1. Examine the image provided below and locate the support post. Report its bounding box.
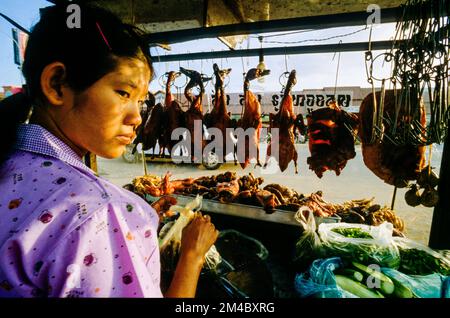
[429,124,450,249]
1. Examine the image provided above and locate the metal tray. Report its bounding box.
[145,194,341,227]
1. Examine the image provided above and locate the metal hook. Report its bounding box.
[368,24,373,52]
[279,71,290,93]
[173,73,188,90]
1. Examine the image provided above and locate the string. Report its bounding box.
[333,40,342,98]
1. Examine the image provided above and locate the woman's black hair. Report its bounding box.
[0,1,153,163]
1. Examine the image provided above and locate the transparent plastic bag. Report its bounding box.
[294,257,355,298]
[159,195,221,271]
[318,222,400,268]
[381,267,450,298]
[292,207,322,272]
[393,237,450,276]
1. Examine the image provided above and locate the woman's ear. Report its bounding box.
[40,62,67,106]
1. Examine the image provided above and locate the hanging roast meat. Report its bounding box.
[266,70,305,173]
[141,103,165,157]
[235,68,269,169]
[132,93,154,154]
[182,67,207,162]
[162,71,185,157]
[306,101,359,178]
[359,90,426,186]
[204,64,236,162]
[140,93,155,125]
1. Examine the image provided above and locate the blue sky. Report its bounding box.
[0,0,49,87]
[1,0,397,93]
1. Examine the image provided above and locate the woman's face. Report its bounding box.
[59,57,151,159]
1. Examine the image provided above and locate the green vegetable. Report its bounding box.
[293,231,321,272]
[352,262,395,295]
[331,227,374,239]
[335,275,384,298]
[382,272,414,298]
[336,269,364,282]
[399,248,450,276]
[321,241,400,268]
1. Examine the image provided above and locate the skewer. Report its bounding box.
[391,186,397,210]
[428,144,433,175]
[140,143,148,176]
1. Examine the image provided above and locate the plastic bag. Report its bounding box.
[292,207,322,272]
[159,195,221,271]
[198,230,273,298]
[216,229,269,260]
[393,237,450,276]
[294,257,356,298]
[318,222,400,268]
[381,267,450,298]
[295,257,450,298]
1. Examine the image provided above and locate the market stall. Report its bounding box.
[39,0,450,298]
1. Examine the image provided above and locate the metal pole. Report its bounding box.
[153,40,404,63]
[429,123,450,249]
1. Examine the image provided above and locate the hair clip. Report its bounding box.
[95,21,112,51]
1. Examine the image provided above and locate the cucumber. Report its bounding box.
[382,272,415,298]
[335,275,384,298]
[392,279,414,298]
[351,262,395,295]
[336,269,364,282]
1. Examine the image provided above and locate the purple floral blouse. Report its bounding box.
[0,124,163,297]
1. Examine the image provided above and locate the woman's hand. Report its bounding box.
[164,213,219,298]
[151,196,177,221]
[180,214,219,264]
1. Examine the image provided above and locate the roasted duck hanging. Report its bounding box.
[204,63,237,164]
[265,70,305,173]
[180,67,211,162]
[235,68,269,169]
[131,93,155,154]
[141,94,165,158]
[161,71,185,157]
[306,100,359,178]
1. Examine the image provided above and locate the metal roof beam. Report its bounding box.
[152,40,403,63]
[145,7,403,44]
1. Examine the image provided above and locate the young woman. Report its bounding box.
[0,3,218,298]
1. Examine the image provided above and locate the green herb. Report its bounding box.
[399,248,450,276]
[321,240,400,268]
[332,227,374,239]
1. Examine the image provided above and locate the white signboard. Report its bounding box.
[206,90,354,114]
